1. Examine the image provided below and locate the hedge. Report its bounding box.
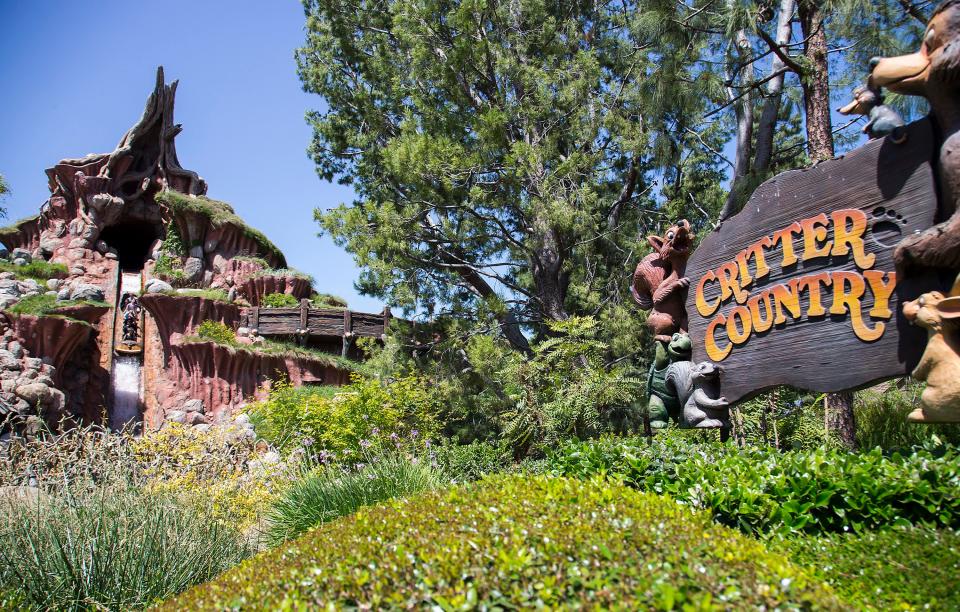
[163,475,840,609]
[548,435,960,535]
[777,527,960,610]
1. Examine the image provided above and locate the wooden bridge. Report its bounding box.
[243,301,392,356]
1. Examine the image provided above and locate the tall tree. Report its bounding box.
[298,0,719,352]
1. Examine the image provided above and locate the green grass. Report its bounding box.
[6,294,110,319]
[163,475,840,610]
[776,527,960,610]
[182,329,361,372]
[265,453,440,546]
[155,191,284,264]
[160,288,231,303]
[0,214,40,240]
[252,267,313,283]
[0,260,68,281]
[310,292,348,309]
[856,381,960,451]
[0,483,252,611]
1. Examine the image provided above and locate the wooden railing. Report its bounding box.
[243,301,392,341]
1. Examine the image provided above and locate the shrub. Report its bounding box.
[265,452,440,545]
[310,292,347,308]
[250,375,440,457]
[0,482,251,611]
[776,527,960,610]
[165,475,839,609]
[433,439,510,482]
[7,293,109,318]
[261,292,298,308]
[548,434,960,536]
[196,320,236,345]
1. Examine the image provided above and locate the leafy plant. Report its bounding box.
[261,292,298,308]
[249,376,439,457]
[549,434,960,536]
[195,320,236,345]
[7,294,109,319]
[265,452,440,545]
[855,381,960,451]
[432,439,509,482]
[164,475,839,610]
[309,292,348,308]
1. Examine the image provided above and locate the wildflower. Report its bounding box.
[302,437,314,447]
[410,429,419,439]
[370,427,380,436]
[359,439,372,449]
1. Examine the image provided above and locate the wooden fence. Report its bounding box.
[243,301,391,354]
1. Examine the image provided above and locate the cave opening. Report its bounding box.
[99,220,162,271]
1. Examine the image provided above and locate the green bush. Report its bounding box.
[265,452,440,545]
[433,439,510,482]
[261,292,298,308]
[196,320,236,345]
[250,376,439,457]
[776,527,960,610]
[165,475,839,609]
[0,260,68,281]
[310,292,348,308]
[548,434,960,536]
[0,484,251,611]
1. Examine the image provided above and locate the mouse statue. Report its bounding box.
[645,332,692,428]
[838,84,906,141]
[901,277,960,422]
[870,0,960,273]
[631,220,694,342]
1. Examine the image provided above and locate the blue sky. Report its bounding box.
[0,0,382,313]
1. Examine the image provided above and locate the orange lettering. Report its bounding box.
[716,261,749,304]
[797,272,833,317]
[863,270,896,318]
[800,213,831,262]
[831,209,875,269]
[830,271,883,342]
[727,305,753,345]
[695,271,721,317]
[705,314,732,361]
[771,222,802,268]
[747,290,775,334]
[770,278,802,324]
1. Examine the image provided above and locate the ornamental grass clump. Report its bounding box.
[164,475,840,609]
[265,452,440,545]
[0,484,251,611]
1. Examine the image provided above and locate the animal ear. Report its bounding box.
[647,235,664,251]
[935,296,960,319]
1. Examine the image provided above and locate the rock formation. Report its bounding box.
[0,68,377,437]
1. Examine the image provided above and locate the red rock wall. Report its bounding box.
[237,274,312,306]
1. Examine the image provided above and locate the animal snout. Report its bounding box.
[902,299,920,321]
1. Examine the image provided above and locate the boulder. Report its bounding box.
[11,248,31,263]
[189,245,204,259]
[0,272,14,281]
[149,238,163,260]
[12,258,28,267]
[145,278,173,294]
[183,257,204,283]
[186,411,207,426]
[70,283,105,302]
[7,342,22,359]
[46,278,61,291]
[0,350,20,371]
[183,399,205,413]
[39,238,62,259]
[96,240,109,254]
[165,410,187,424]
[15,383,51,406]
[56,287,72,301]
[0,280,20,298]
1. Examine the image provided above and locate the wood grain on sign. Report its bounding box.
[684,118,942,405]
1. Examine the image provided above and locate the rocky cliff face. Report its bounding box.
[0,67,362,435]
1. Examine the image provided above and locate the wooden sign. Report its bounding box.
[685,118,943,405]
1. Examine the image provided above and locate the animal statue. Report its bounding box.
[665,360,729,429]
[838,84,906,141]
[645,332,692,428]
[870,0,960,273]
[901,278,960,422]
[632,220,694,342]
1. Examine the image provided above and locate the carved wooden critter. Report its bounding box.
[665,360,729,429]
[901,283,960,422]
[838,85,906,141]
[631,220,694,342]
[870,0,960,273]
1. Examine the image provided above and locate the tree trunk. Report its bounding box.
[798,0,857,448]
[719,29,755,221]
[825,391,857,449]
[798,0,834,160]
[753,0,797,174]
